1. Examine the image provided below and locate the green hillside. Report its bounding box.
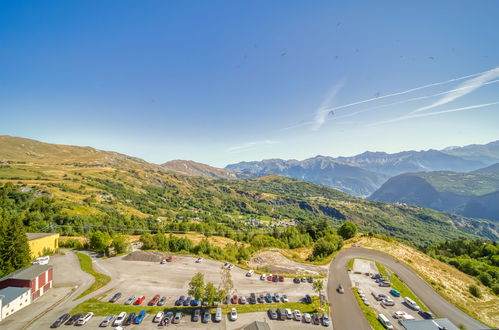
[0,136,497,248]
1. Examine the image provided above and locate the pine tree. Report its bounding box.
[8,218,32,270]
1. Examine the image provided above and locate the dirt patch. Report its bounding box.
[247,250,328,276]
[122,251,170,262]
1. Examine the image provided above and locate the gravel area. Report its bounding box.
[247,250,328,276]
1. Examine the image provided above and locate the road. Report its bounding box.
[327,247,489,330]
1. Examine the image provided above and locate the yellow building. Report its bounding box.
[26,233,59,258]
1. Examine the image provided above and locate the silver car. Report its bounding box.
[100,314,114,327]
[124,296,135,305]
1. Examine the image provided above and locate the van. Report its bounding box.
[33,256,50,265]
[377,314,394,330]
[404,297,420,311]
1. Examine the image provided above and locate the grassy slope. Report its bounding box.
[417,171,499,196]
[348,237,498,328]
[74,252,111,300]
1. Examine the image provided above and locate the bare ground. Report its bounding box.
[247,250,328,276]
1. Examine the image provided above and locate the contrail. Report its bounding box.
[319,69,491,114]
[367,101,499,127]
[313,81,344,131]
[410,67,499,114]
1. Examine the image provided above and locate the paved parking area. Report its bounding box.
[99,255,319,305]
[349,259,423,330]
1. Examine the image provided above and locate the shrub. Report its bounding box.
[469,284,482,298]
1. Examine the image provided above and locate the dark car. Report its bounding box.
[312,312,320,325]
[64,313,81,325]
[124,312,136,326]
[293,277,300,284]
[51,313,70,328]
[419,310,434,319]
[279,276,284,282]
[307,276,314,283]
[175,295,185,306]
[257,294,265,303]
[272,275,278,282]
[202,309,211,323]
[249,293,256,304]
[372,273,382,279]
[173,312,182,324]
[265,293,273,303]
[109,292,122,303]
[157,296,167,306]
[268,308,278,320]
[231,295,239,304]
[183,296,192,306]
[301,277,307,282]
[277,308,286,321]
[304,294,312,304]
[192,309,201,322]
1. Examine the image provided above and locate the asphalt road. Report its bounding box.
[327,248,489,330]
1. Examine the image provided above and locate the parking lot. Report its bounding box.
[349,259,424,329]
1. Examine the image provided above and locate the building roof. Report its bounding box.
[243,321,272,330]
[26,232,58,241]
[0,287,30,306]
[400,318,460,330]
[0,264,52,282]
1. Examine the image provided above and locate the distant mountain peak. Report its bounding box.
[161,159,237,179]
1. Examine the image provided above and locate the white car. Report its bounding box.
[260,273,266,280]
[281,294,288,303]
[229,308,237,321]
[160,259,167,264]
[303,312,312,323]
[113,312,127,326]
[33,256,50,265]
[196,257,203,263]
[382,298,395,306]
[285,308,293,319]
[76,312,93,326]
[293,310,302,321]
[153,311,164,323]
[246,270,254,277]
[393,311,414,320]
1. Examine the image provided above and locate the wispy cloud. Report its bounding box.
[227,140,279,152]
[312,81,344,131]
[367,101,499,126]
[409,67,499,114]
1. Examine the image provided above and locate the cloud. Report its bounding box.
[227,140,279,152]
[312,81,344,131]
[367,101,499,126]
[410,67,499,114]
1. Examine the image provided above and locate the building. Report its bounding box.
[0,264,53,301]
[243,321,272,330]
[0,287,31,321]
[27,233,59,258]
[400,318,460,330]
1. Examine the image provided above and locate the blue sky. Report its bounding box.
[1,1,498,167]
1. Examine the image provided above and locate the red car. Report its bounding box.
[148,294,160,306]
[134,296,146,305]
[278,276,284,282]
[231,295,238,304]
[272,275,278,282]
[167,255,173,262]
[267,276,273,281]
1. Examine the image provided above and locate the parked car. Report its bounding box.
[100,314,115,327]
[374,293,389,301]
[148,294,160,306]
[301,277,307,282]
[378,313,394,330]
[285,308,293,319]
[124,296,135,305]
[202,309,210,323]
[257,294,265,303]
[161,312,173,325]
[267,274,273,281]
[268,308,278,320]
[191,299,200,306]
[173,312,182,324]
[75,312,93,326]
[153,312,164,323]
[380,281,392,287]
[312,312,320,325]
[157,296,167,306]
[404,297,420,311]
[304,294,312,304]
[196,257,203,263]
[229,308,237,321]
[33,256,50,265]
[303,312,312,323]
[51,313,70,328]
[239,296,247,304]
[124,312,135,326]
[322,313,331,327]
[265,293,273,303]
[272,275,278,282]
[109,292,122,303]
[246,269,254,277]
[293,277,300,284]
[273,293,280,302]
[175,295,185,306]
[278,276,284,282]
[113,312,127,326]
[215,307,222,322]
[65,314,81,325]
[293,310,302,321]
[134,310,147,324]
[249,293,256,304]
[134,296,145,305]
[260,273,266,280]
[382,298,395,306]
[183,296,192,306]
[389,289,400,297]
[281,294,288,303]
[419,310,434,319]
[277,308,286,321]
[160,259,167,264]
[372,273,382,279]
[307,276,314,283]
[231,295,239,304]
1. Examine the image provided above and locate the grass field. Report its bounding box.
[353,288,385,330]
[71,296,327,317]
[74,252,111,300]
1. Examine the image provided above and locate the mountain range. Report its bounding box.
[0,135,496,246]
[225,140,499,197]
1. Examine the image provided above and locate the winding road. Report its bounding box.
[327,247,489,330]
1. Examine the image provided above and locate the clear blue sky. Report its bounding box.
[1,1,498,167]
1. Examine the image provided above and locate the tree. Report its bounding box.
[204,282,218,306]
[0,216,31,277]
[219,266,234,303]
[469,284,482,298]
[188,272,206,300]
[88,231,112,254]
[338,221,357,239]
[312,279,324,306]
[112,234,130,254]
[311,234,343,260]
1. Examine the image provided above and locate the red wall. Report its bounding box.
[0,278,30,290]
